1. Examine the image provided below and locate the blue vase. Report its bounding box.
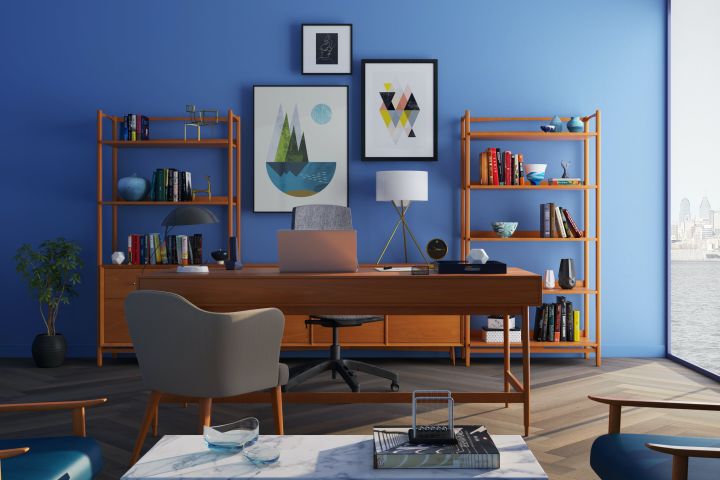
[550,115,564,133]
[567,116,584,133]
[118,174,150,201]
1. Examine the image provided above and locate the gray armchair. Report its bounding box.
[125,290,287,465]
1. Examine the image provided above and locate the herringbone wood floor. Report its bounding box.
[0,356,718,479]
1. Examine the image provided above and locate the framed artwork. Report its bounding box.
[302,24,352,75]
[253,85,348,212]
[362,59,438,161]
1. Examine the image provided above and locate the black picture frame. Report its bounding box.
[301,24,353,75]
[252,84,350,213]
[361,59,438,161]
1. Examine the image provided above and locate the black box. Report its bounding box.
[436,260,507,274]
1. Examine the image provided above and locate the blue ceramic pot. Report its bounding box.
[550,115,564,133]
[491,221,518,238]
[118,174,150,201]
[567,116,584,133]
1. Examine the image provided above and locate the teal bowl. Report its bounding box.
[492,222,518,238]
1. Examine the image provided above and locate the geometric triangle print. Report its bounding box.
[380,92,395,111]
[405,93,420,110]
[408,129,416,137]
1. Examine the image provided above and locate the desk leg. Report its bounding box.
[464,315,471,367]
[522,306,531,437]
[503,314,510,408]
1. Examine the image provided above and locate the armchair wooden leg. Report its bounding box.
[671,455,688,480]
[198,398,212,434]
[130,391,162,466]
[152,404,159,437]
[271,385,284,435]
[72,407,87,437]
[608,404,621,434]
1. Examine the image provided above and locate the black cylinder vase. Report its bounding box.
[558,259,576,289]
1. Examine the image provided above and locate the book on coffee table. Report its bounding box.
[373,425,500,469]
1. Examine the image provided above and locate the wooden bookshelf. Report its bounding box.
[460,111,601,366]
[96,110,241,366]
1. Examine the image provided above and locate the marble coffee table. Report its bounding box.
[122,434,547,479]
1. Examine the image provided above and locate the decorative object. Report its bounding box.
[544,269,556,289]
[362,59,438,160]
[191,175,212,201]
[491,221,518,238]
[558,258,576,289]
[426,238,448,261]
[161,206,219,269]
[204,417,259,450]
[118,174,150,201]
[184,104,220,141]
[225,236,242,270]
[566,116,584,132]
[409,390,456,445]
[302,24,352,75]
[253,85,348,212]
[540,125,556,133]
[561,160,571,178]
[466,248,489,264]
[15,238,82,368]
[111,251,126,265]
[376,170,429,264]
[550,115,564,132]
[210,250,228,265]
[524,163,547,185]
[488,316,515,329]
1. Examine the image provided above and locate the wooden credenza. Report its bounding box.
[98,265,464,366]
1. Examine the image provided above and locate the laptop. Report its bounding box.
[277,230,358,273]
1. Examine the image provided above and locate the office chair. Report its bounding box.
[125,290,287,465]
[284,205,400,393]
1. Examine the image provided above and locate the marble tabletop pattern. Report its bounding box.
[122,434,548,480]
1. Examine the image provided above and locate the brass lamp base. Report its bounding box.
[376,201,429,265]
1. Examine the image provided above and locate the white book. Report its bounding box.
[555,206,567,238]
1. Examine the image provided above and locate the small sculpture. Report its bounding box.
[184,104,220,141]
[467,248,489,264]
[111,251,126,265]
[561,161,571,179]
[192,175,212,201]
[409,390,456,445]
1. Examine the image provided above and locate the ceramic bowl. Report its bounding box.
[523,163,547,185]
[492,221,518,238]
[540,125,556,133]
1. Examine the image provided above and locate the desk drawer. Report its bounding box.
[387,315,462,344]
[283,315,311,345]
[103,269,142,299]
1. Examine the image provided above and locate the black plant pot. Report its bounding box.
[31,334,66,368]
[558,259,576,289]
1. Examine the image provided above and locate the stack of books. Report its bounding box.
[479,148,524,185]
[149,169,193,202]
[534,296,581,342]
[127,233,203,265]
[548,178,583,185]
[373,425,499,469]
[119,114,150,141]
[539,203,583,238]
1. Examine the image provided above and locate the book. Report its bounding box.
[553,303,561,342]
[481,327,521,343]
[518,154,525,185]
[546,304,554,341]
[573,310,581,341]
[562,208,583,238]
[480,152,488,185]
[549,203,556,237]
[548,178,583,185]
[140,115,150,140]
[558,296,567,341]
[540,204,551,237]
[513,154,519,185]
[534,306,544,341]
[373,425,500,469]
[554,206,567,238]
[561,212,574,238]
[490,149,499,186]
[504,151,512,186]
[566,301,574,341]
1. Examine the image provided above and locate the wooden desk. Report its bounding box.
[139,267,542,435]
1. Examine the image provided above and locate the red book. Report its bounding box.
[132,234,140,265]
[562,208,583,238]
[554,303,561,342]
[504,151,512,186]
[490,149,499,186]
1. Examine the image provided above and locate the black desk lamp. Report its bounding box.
[161,206,219,272]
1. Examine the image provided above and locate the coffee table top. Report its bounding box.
[122,434,547,479]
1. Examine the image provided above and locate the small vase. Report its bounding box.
[566,116,584,133]
[558,259,576,289]
[32,333,66,368]
[543,270,556,289]
[550,115,564,133]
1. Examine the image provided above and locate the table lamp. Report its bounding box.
[376,170,429,264]
[161,206,219,272]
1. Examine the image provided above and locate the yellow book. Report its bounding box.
[480,151,488,185]
[573,310,581,341]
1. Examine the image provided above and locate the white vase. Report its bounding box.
[544,269,556,289]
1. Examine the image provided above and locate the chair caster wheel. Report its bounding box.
[390,382,400,392]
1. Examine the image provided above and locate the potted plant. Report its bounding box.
[15,238,83,367]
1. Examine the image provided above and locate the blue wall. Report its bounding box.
[0,0,666,357]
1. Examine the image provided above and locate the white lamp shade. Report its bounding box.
[376,171,428,202]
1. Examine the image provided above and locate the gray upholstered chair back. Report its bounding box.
[292,205,352,230]
[125,290,285,398]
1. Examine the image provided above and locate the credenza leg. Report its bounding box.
[522,306,531,437]
[504,314,510,408]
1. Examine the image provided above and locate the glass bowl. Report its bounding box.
[203,417,259,450]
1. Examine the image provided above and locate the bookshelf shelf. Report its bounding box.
[96,109,241,367]
[460,110,601,366]
[470,231,596,242]
[101,139,233,148]
[469,183,597,190]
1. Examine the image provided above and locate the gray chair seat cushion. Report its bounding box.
[278,363,289,386]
